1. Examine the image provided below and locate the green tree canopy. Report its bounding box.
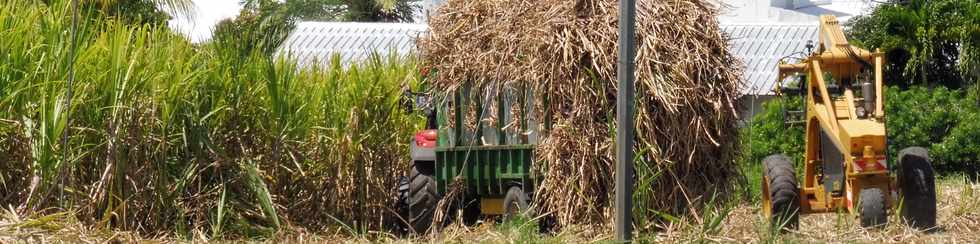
[63,0,193,26]
[242,0,416,22]
[847,0,980,88]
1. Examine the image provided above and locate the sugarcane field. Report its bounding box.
[2,0,980,243]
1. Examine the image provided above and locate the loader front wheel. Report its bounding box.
[762,154,800,230]
[407,163,439,234]
[897,147,937,230]
[859,188,887,228]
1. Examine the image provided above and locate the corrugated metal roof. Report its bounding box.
[277,22,427,67]
[724,24,819,95]
[279,22,819,95]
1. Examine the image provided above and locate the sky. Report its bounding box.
[167,0,243,43]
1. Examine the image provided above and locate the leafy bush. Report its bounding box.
[888,86,980,176]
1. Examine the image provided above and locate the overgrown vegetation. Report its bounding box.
[0,0,419,239]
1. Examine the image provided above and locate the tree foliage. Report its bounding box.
[213,0,417,57]
[60,0,193,26]
[212,0,295,57]
[847,0,980,88]
[241,0,417,23]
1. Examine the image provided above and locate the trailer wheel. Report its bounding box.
[762,154,800,230]
[859,188,887,228]
[407,163,439,234]
[897,146,937,230]
[503,186,529,220]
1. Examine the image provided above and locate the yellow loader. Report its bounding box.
[763,15,937,230]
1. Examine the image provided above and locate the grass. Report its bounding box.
[3,176,977,243]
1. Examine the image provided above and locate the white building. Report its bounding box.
[278,0,878,121]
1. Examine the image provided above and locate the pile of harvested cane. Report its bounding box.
[419,0,743,230]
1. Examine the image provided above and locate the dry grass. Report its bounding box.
[653,177,980,243]
[419,0,743,230]
[4,178,975,243]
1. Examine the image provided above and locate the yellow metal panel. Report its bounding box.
[481,198,505,215]
[810,60,840,136]
[838,120,886,153]
[841,91,857,120]
[874,54,885,117]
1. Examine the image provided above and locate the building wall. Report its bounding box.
[719,0,876,23]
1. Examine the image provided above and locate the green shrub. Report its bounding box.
[888,86,980,176]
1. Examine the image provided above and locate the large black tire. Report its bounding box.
[897,147,937,230]
[503,186,530,220]
[388,176,411,235]
[407,163,439,234]
[859,188,887,228]
[763,154,800,230]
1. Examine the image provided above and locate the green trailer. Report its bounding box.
[394,84,550,234]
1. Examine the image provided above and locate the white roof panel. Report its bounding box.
[724,24,819,95]
[279,22,819,95]
[277,22,427,67]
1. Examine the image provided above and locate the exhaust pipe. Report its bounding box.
[862,81,875,117]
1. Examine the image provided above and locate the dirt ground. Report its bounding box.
[2,178,977,243]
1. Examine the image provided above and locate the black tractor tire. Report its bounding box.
[859,188,887,228]
[897,146,937,230]
[503,186,530,220]
[407,163,439,234]
[388,176,411,235]
[763,154,800,230]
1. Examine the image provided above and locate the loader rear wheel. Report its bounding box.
[407,163,439,234]
[762,154,800,230]
[859,188,887,228]
[897,147,937,230]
